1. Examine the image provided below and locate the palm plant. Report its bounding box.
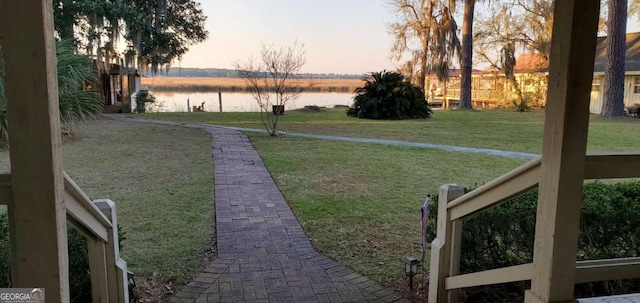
[56,40,103,126]
[0,40,103,143]
[348,71,432,120]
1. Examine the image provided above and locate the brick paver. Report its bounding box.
[105,116,409,303]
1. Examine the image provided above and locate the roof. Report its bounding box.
[593,32,640,73]
[515,53,548,72]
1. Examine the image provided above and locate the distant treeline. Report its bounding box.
[144,67,365,79]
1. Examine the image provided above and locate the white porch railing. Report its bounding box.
[429,153,640,303]
[0,172,129,303]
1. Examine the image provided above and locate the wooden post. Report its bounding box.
[0,1,70,302]
[94,199,129,303]
[428,184,464,303]
[218,91,223,112]
[88,238,110,302]
[187,98,190,112]
[524,1,600,302]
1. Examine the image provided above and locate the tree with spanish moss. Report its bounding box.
[387,0,460,93]
[52,0,208,73]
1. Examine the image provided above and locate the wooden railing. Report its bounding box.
[428,153,640,303]
[445,88,505,101]
[0,172,129,302]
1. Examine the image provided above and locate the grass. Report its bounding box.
[247,134,527,288]
[0,119,215,283]
[130,108,640,291]
[136,108,640,154]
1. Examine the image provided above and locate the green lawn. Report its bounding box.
[248,134,526,288]
[137,109,640,154]
[131,109,640,290]
[0,119,215,284]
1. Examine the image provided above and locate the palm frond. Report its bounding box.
[0,40,102,143]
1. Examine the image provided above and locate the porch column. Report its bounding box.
[0,1,69,302]
[524,1,600,303]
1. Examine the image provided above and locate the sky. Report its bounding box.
[178,0,397,74]
[178,0,640,74]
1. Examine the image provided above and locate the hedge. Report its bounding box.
[427,181,640,301]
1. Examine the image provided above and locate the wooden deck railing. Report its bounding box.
[429,153,640,303]
[0,172,129,302]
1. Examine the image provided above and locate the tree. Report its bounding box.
[459,0,476,110]
[387,0,460,92]
[474,2,552,107]
[475,1,553,62]
[123,0,209,73]
[52,0,208,73]
[347,71,432,120]
[236,43,306,136]
[601,0,628,117]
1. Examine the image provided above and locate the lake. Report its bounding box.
[147,91,354,112]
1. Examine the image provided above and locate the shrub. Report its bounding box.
[0,212,126,303]
[512,97,531,112]
[347,71,432,120]
[134,89,156,113]
[427,181,640,301]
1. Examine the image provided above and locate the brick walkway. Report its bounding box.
[105,116,409,303]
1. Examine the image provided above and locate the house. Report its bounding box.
[431,54,549,109]
[100,62,141,113]
[589,32,640,114]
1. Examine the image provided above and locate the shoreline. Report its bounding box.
[141,76,363,93]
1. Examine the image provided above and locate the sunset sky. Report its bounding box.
[178,0,640,74]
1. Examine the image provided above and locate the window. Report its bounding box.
[592,76,602,92]
[635,76,640,94]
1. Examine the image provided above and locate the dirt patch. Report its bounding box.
[131,273,176,303]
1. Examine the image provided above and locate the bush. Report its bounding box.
[512,98,531,112]
[134,89,156,113]
[0,212,126,303]
[347,71,432,120]
[427,181,640,301]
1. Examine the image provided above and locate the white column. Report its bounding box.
[525,0,601,302]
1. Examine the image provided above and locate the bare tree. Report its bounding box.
[601,0,628,117]
[236,43,306,136]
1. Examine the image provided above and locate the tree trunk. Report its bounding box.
[418,40,428,92]
[459,0,475,110]
[601,0,628,117]
[418,0,436,93]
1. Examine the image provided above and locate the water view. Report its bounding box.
[148,91,354,112]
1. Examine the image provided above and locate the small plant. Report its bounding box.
[134,90,156,113]
[236,42,306,136]
[512,98,530,112]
